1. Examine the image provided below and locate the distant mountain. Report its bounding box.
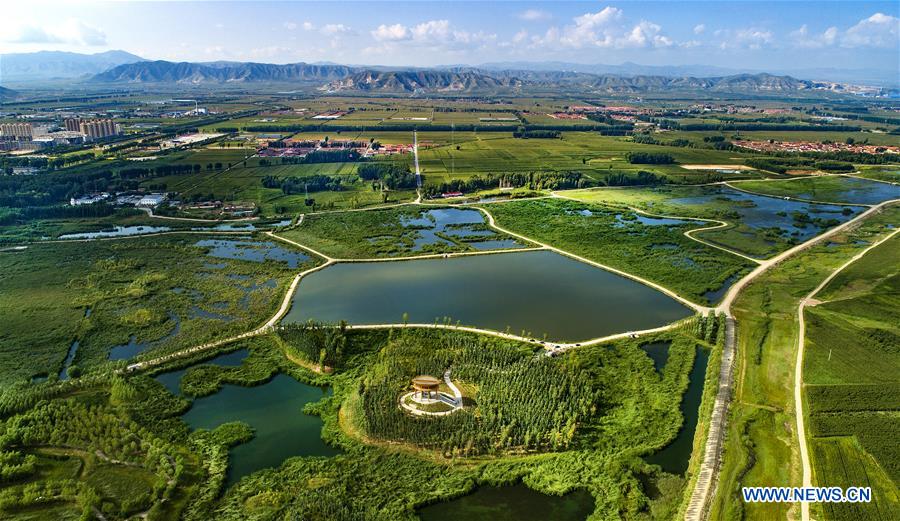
[86,59,867,95]
[477,61,741,79]
[323,70,521,92]
[91,61,356,83]
[0,50,145,81]
[477,61,899,88]
[0,86,18,100]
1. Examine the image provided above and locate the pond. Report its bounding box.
[640,341,671,373]
[614,214,693,227]
[645,346,710,474]
[285,250,692,342]
[195,239,309,267]
[397,207,524,251]
[667,186,859,242]
[745,176,900,205]
[108,312,181,360]
[418,483,594,521]
[181,373,338,487]
[57,225,171,240]
[154,349,249,394]
[59,340,79,380]
[703,274,739,305]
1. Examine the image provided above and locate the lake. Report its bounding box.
[418,484,594,521]
[57,225,171,240]
[195,239,310,267]
[181,373,338,486]
[155,348,249,394]
[284,250,692,342]
[398,207,524,251]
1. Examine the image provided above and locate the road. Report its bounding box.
[793,226,900,521]
[683,198,899,521]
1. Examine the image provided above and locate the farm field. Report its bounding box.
[803,234,900,521]
[707,205,900,521]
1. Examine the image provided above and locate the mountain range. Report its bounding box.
[89,60,832,94]
[0,50,145,81]
[0,50,892,95]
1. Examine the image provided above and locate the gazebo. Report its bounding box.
[411,375,441,401]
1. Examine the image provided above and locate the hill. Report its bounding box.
[0,50,145,81]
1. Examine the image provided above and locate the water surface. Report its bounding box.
[645,346,710,474]
[195,239,309,267]
[181,374,337,486]
[285,250,691,342]
[155,349,249,394]
[58,225,171,240]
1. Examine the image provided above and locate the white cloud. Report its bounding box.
[283,22,297,31]
[693,24,705,35]
[302,21,314,31]
[368,19,494,51]
[4,18,107,46]
[321,24,350,35]
[519,9,551,21]
[529,7,672,49]
[790,24,838,49]
[842,12,899,48]
[372,23,410,41]
[717,27,774,50]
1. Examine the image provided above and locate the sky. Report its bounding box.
[2,1,899,73]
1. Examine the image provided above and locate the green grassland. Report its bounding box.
[563,185,857,258]
[707,205,900,521]
[416,132,750,184]
[802,234,900,521]
[482,198,754,305]
[735,175,900,205]
[0,234,312,385]
[277,205,523,259]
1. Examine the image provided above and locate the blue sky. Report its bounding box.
[3,1,898,72]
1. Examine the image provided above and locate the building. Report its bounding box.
[0,122,33,139]
[70,193,110,206]
[67,118,121,141]
[136,194,167,208]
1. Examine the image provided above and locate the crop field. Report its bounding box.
[801,234,900,521]
[417,132,749,183]
[482,197,754,304]
[707,206,900,521]
[0,235,312,385]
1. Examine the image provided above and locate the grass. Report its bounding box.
[483,197,754,305]
[277,205,522,259]
[801,233,900,520]
[735,175,900,205]
[0,234,314,385]
[707,205,900,521]
[563,184,860,258]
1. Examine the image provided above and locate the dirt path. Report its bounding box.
[793,227,900,521]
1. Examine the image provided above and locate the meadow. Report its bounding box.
[0,234,313,385]
[707,205,900,521]
[803,234,900,521]
[482,197,754,305]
